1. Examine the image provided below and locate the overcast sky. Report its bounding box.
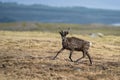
[0,0,120,10]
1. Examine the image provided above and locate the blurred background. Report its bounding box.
[0,0,120,35]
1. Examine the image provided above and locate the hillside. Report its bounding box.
[0,22,120,36]
[0,2,120,24]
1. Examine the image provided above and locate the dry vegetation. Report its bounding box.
[0,31,120,80]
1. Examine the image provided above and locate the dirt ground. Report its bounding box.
[0,31,120,80]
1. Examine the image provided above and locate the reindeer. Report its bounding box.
[53,28,92,65]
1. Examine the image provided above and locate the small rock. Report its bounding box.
[73,67,83,72]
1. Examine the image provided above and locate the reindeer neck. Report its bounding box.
[61,36,67,42]
[61,36,69,48]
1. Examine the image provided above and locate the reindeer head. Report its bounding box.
[59,30,69,37]
[59,28,70,37]
[59,28,70,41]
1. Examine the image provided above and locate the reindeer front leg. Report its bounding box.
[52,48,64,60]
[69,50,74,62]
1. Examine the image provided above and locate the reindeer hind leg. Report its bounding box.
[86,50,92,65]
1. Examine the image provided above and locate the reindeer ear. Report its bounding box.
[59,31,63,35]
[59,31,61,34]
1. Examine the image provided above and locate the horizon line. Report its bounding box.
[0,1,120,11]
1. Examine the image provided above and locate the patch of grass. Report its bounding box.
[0,31,120,80]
